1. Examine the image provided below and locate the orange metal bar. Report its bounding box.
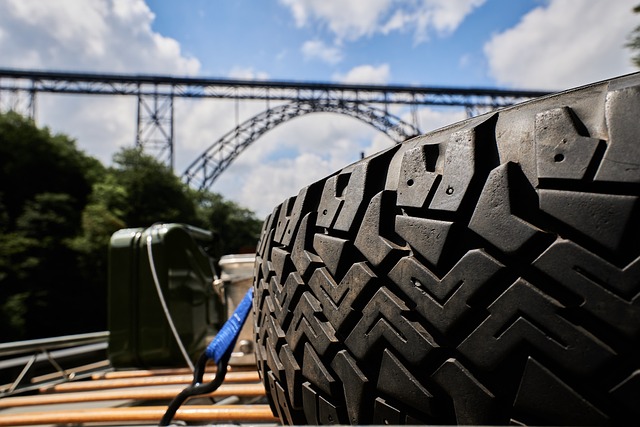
[0,404,279,426]
[40,371,261,393]
[91,364,253,380]
[0,383,266,408]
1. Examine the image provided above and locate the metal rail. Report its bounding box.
[0,331,108,358]
[0,332,110,397]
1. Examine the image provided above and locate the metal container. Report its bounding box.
[108,224,223,368]
[218,254,257,366]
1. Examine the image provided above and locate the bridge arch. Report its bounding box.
[182,100,421,190]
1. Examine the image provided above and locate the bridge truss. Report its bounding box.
[0,68,549,188]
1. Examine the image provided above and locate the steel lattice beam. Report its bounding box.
[0,68,550,179]
[0,68,549,107]
[182,100,420,190]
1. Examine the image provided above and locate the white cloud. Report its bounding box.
[0,0,199,74]
[301,39,344,64]
[484,0,637,90]
[171,95,388,218]
[333,64,391,84]
[280,0,485,43]
[0,0,201,166]
[382,0,486,42]
[363,106,467,156]
[0,0,481,220]
[37,95,137,165]
[212,113,380,218]
[281,0,393,41]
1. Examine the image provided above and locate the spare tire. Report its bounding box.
[253,73,640,425]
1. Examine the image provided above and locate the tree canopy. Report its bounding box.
[0,112,263,342]
[628,5,640,68]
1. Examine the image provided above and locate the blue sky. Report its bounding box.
[145,0,537,87]
[139,0,536,87]
[0,0,638,218]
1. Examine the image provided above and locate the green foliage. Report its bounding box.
[193,191,263,258]
[627,5,640,68]
[0,112,263,342]
[111,148,198,227]
[0,112,104,225]
[17,193,80,240]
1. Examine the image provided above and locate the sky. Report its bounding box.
[0,0,638,219]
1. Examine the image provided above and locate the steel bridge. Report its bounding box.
[0,68,549,190]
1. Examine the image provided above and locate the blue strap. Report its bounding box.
[205,287,254,363]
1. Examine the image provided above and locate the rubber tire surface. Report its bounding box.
[253,73,640,425]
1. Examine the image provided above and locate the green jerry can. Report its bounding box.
[107,224,223,368]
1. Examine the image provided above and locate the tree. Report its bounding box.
[0,113,264,342]
[192,191,263,258]
[0,112,104,340]
[110,148,198,227]
[628,5,640,67]
[0,112,103,226]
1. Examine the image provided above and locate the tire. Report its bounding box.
[253,73,640,425]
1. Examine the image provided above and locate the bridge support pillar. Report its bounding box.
[0,82,36,120]
[136,86,174,170]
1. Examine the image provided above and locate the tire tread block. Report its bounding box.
[388,250,503,335]
[308,263,375,331]
[316,174,344,230]
[331,350,370,425]
[469,163,548,254]
[513,357,608,425]
[354,191,406,267]
[282,183,322,247]
[535,107,602,180]
[280,344,303,410]
[318,394,341,424]
[432,358,496,425]
[372,397,402,425]
[539,190,638,255]
[429,128,476,212]
[267,371,285,422]
[291,212,322,277]
[287,291,339,355]
[313,233,349,278]
[265,335,284,382]
[271,246,293,286]
[258,206,279,256]
[534,240,640,339]
[610,370,640,416]
[377,349,434,416]
[458,279,616,376]
[396,145,439,208]
[274,196,296,244]
[302,382,319,425]
[596,86,640,183]
[275,273,305,330]
[302,342,338,397]
[345,287,438,364]
[275,376,302,425]
[261,229,277,281]
[316,161,370,233]
[394,215,452,266]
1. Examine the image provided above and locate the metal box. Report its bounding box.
[107,224,222,368]
[218,254,257,366]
